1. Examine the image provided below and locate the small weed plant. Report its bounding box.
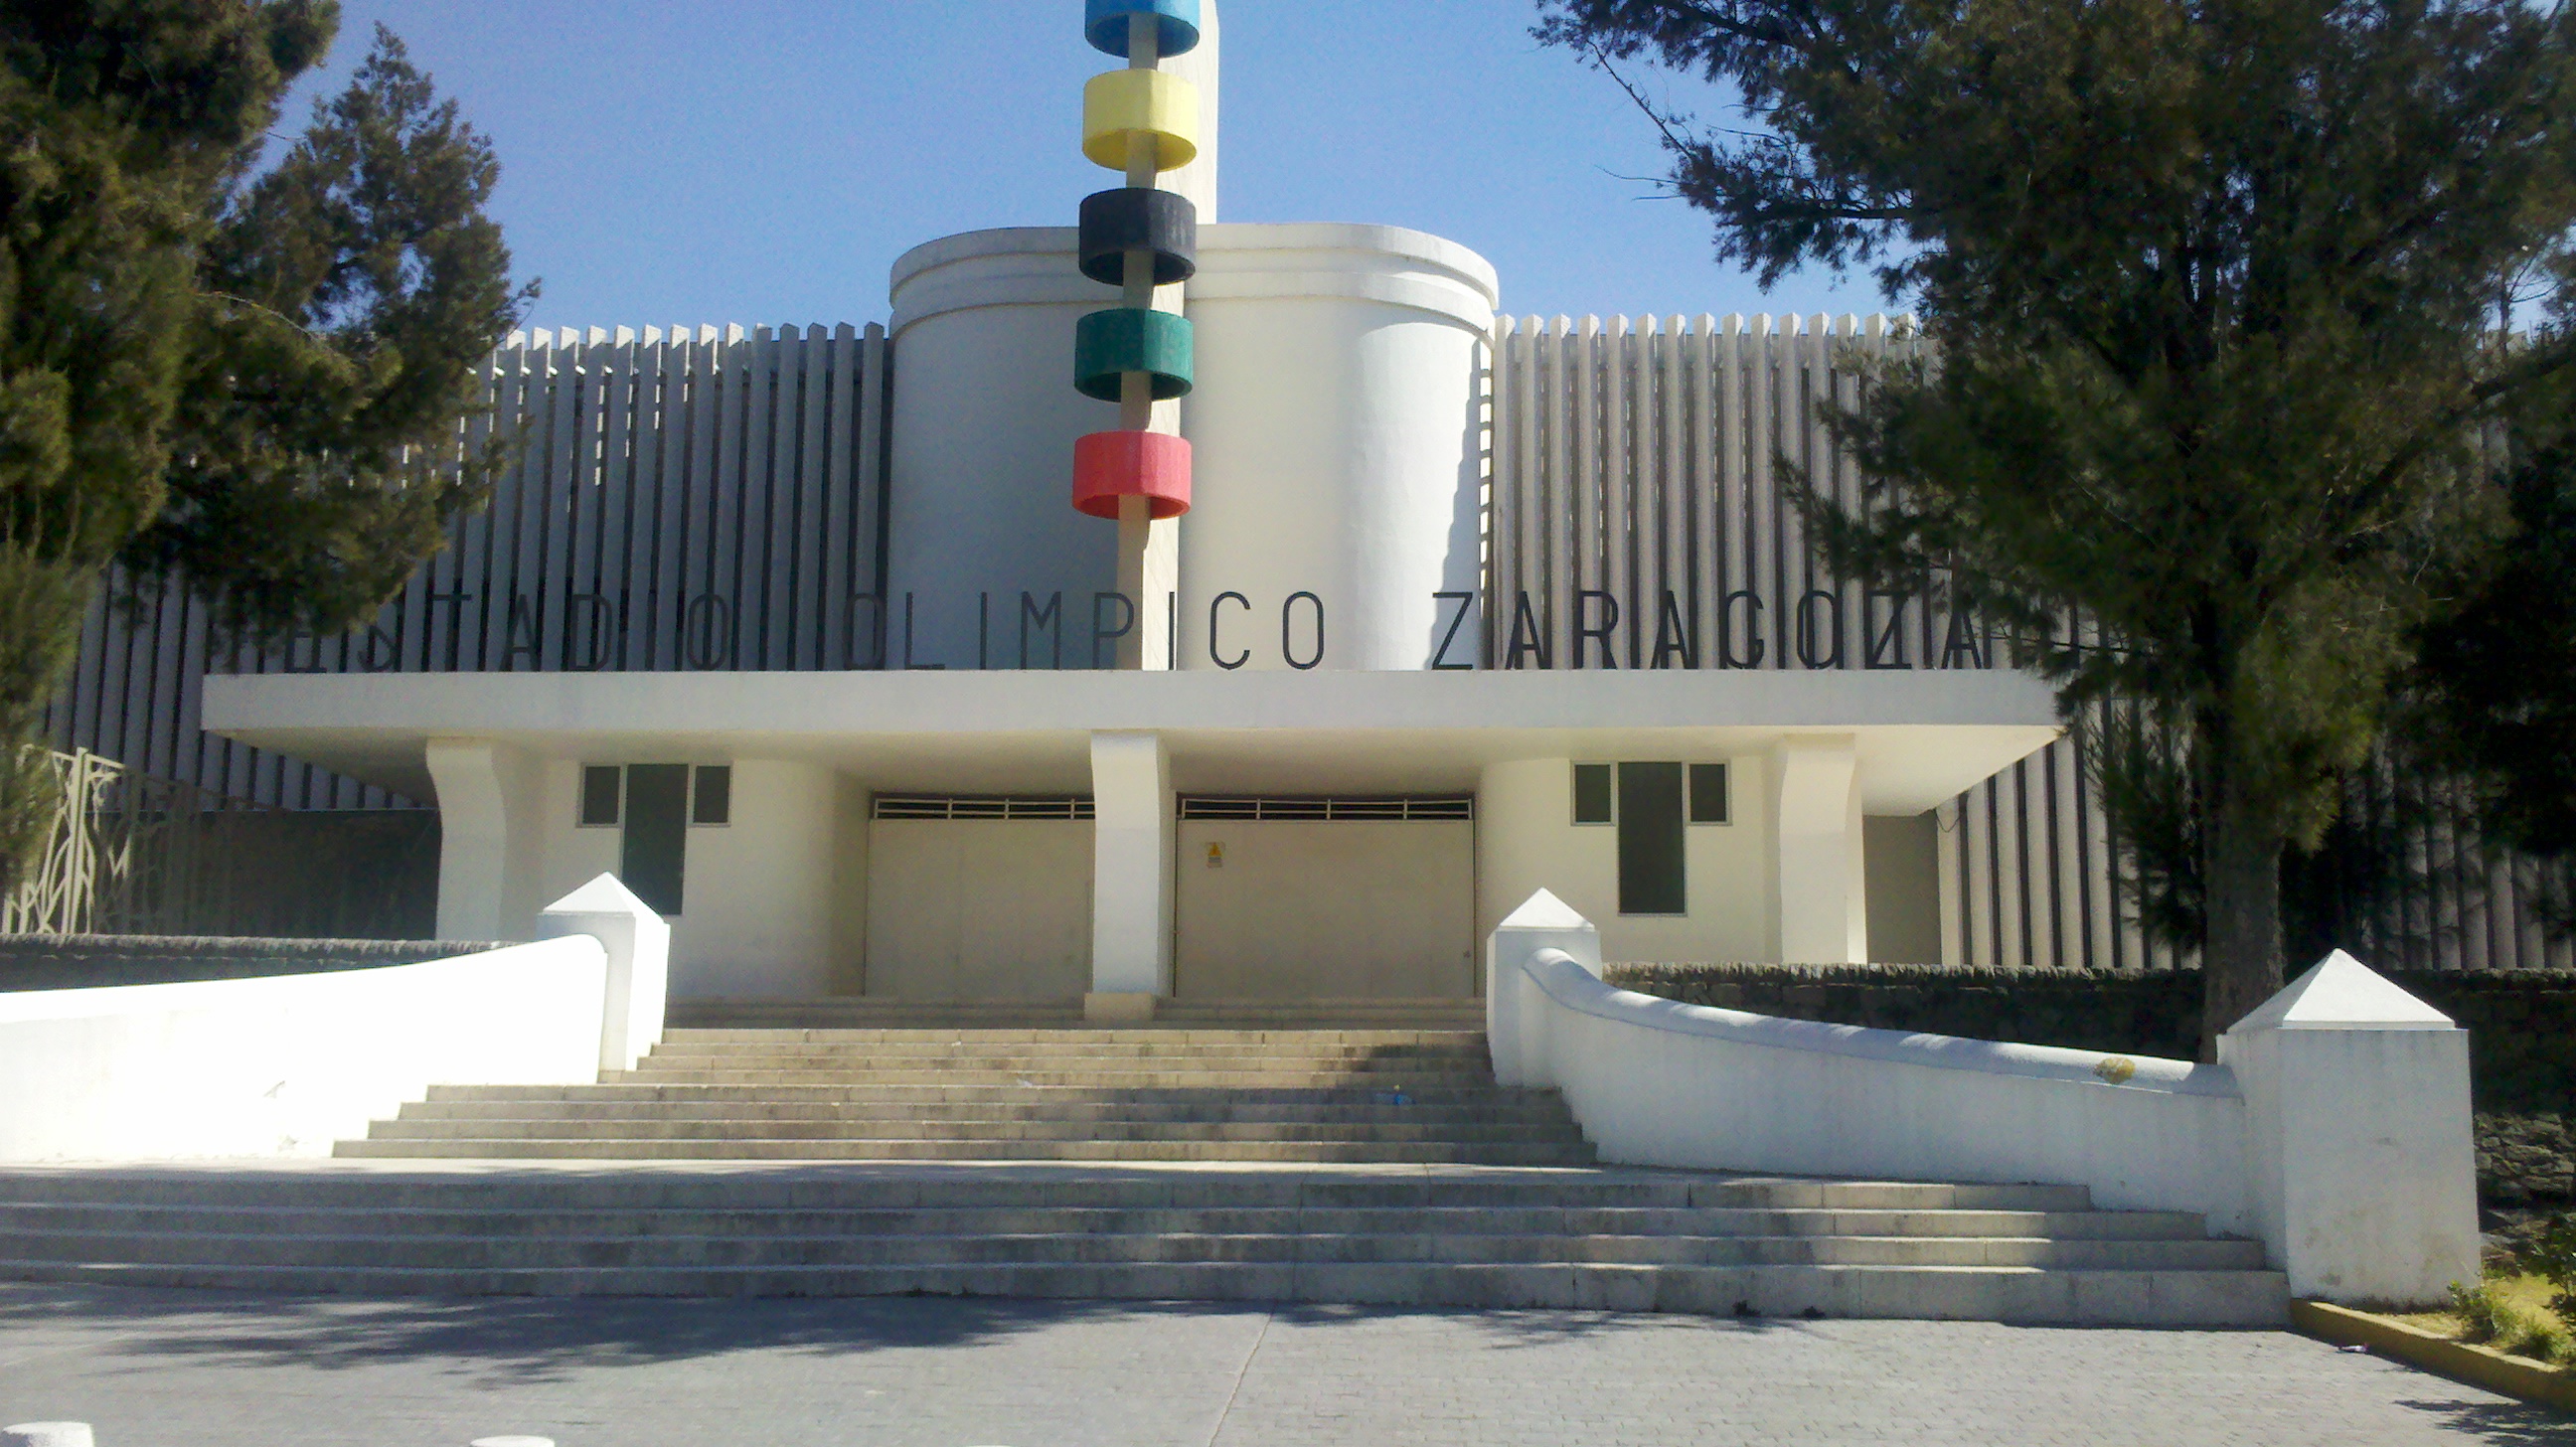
[2523,1213,2576,1339]
[2451,1273,2575,1367]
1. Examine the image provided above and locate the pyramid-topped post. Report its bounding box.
[538,874,671,1073]
[2221,950,2480,1307]
[1487,889,1600,1086]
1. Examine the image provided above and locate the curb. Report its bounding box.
[2292,1299,2576,1415]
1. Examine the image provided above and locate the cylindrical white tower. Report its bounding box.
[1179,224,1499,671]
[882,222,1497,671]
[883,231,1126,670]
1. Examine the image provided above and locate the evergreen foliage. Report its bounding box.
[0,2,523,884]
[1539,0,2576,1053]
[2413,356,2576,890]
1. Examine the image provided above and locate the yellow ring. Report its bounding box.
[1082,70,1200,172]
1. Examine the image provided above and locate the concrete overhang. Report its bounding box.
[202,668,2064,814]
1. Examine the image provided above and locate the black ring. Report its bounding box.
[1078,188,1198,286]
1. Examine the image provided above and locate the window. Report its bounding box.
[1179,795,1473,821]
[1689,763,1730,824]
[1571,763,1613,825]
[1616,762,1687,914]
[620,764,690,916]
[873,795,1096,820]
[579,765,621,827]
[580,762,724,914]
[692,765,731,825]
[1576,759,1717,914]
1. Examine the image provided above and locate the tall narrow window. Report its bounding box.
[1617,761,1686,914]
[579,765,622,827]
[1689,763,1730,824]
[692,765,731,825]
[1571,763,1613,825]
[621,764,690,915]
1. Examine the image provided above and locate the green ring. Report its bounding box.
[1074,308,1194,402]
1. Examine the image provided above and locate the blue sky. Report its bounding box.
[284,1,1893,334]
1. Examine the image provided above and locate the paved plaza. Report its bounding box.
[1,1282,2569,1446]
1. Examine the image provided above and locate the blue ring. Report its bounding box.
[1085,0,1202,58]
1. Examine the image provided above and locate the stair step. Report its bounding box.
[0,1173,2113,1213]
[0,1203,2209,1239]
[664,1005,1491,1033]
[0,1254,2287,1325]
[431,1084,1548,1106]
[631,1053,1494,1070]
[395,1101,1571,1126]
[619,1065,1499,1078]
[331,1139,1603,1163]
[363,1117,1586,1138]
[644,1035,1494,1045]
[0,1227,2268,1272]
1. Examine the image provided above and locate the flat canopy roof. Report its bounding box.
[202,668,2063,814]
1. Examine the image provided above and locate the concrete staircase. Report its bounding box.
[0,1024,2291,1324]
[0,1167,2287,1324]
[665,998,1489,1031]
[335,1028,1586,1165]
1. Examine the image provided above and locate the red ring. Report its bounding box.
[1072,429,1192,519]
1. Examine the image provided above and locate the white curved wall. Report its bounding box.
[886,230,1126,671]
[1488,895,2481,1307]
[1181,225,1496,671]
[0,938,609,1161]
[884,222,1498,672]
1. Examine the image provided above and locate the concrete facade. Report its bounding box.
[206,668,2061,1001]
[190,10,2072,1006]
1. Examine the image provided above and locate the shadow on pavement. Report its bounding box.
[0,1283,1771,1386]
[0,1284,1231,1383]
[2395,1397,2576,1444]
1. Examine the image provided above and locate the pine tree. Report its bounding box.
[2412,333,2576,888]
[0,2,523,884]
[1538,0,2576,1052]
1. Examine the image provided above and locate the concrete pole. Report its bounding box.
[1113,10,1181,671]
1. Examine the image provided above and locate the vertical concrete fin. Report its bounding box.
[1088,730,1174,1005]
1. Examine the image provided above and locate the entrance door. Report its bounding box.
[1174,796,1476,999]
[863,794,1094,999]
[618,764,690,915]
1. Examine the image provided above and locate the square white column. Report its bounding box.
[1769,735,1864,964]
[2221,952,2480,1305]
[1088,730,1174,1008]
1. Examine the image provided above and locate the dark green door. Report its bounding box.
[620,763,689,915]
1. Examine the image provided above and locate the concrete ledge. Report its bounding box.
[1527,949,2231,1095]
[199,666,2061,808]
[2292,1299,2576,1413]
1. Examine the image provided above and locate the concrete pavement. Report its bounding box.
[1,1281,2567,1446]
